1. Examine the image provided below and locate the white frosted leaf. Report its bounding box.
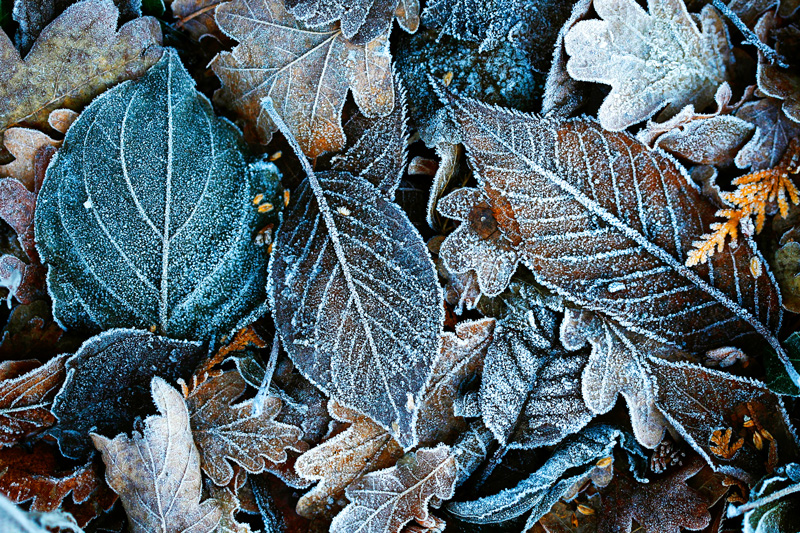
[269,169,443,449]
[35,50,281,343]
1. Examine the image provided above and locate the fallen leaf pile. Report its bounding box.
[1,0,800,531]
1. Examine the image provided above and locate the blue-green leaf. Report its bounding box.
[35,49,280,343]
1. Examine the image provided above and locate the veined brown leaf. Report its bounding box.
[286,0,419,44]
[212,0,394,158]
[294,401,403,520]
[267,100,443,449]
[185,370,306,487]
[435,91,795,386]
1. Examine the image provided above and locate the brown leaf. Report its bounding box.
[295,401,403,521]
[0,442,116,526]
[0,0,163,150]
[0,353,66,446]
[436,92,789,383]
[416,318,495,445]
[650,358,799,483]
[0,127,58,191]
[186,370,306,487]
[212,0,394,158]
[735,97,800,170]
[330,444,458,533]
[172,0,226,41]
[598,455,711,533]
[92,377,222,533]
[0,300,80,361]
[755,11,800,124]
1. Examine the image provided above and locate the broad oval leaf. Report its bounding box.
[35,50,281,343]
[269,169,443,449]
[436,92,792,383]
[51,328,204,459]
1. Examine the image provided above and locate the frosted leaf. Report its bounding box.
[597,455,711,533]
[735,97,800,170]
[754,11,800,124]
[212,0,394,158]
[425,143,459,230]
[0,494,83,533]
[564,0,732,131]
[269,166,443,449]
[0,354,66,447]
[650,358,800,483]
[91,377,222,533]
[422,0,573,66]
[51,328,203,459]
[446,425,645,527]
[285,0,419,44]
[329,444,457,533]
[185,370,306,487]
[36,50,281,343]
[562,309,666,448]
[0,0,162,150]
[437,188,521,298]
[480,319,593,450]
[416,318,495,445]
[171,0,223,41]
[331,74,409,197]
[12,0,142,53]
[436,92,793,386]
[740,463,800,533]
[450,422,494,486]
[0,126,59,190]
[294,401,402,521]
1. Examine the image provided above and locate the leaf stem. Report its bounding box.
[712,0,789,68]
[727,481,800,517]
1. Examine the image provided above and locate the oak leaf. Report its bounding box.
[51,328,204,459]
[212,0,394,158]
[330,444,457,533]
[91,377,222,533]
[435,92,793,387]
[0,0,163,150]
[185,370,306,487]
[0,353,66,446]
[286,0,419,44]
[597,455,711,533]
[294,401,403,520]
[564,0,732,131]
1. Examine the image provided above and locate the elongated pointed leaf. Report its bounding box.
[269,170,443,449]
[36,50,281,343]
[436,91,791,383]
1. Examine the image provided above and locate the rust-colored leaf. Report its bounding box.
[212,0,394,157]
[295,401,403,521]
[330,444,457,533]
[0,353,66,446]
[186,370,306,487]
[0,0,163,149]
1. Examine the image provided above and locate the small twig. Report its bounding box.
[251,335,280,416]
[727,481,800,517]
[712,0,789,68]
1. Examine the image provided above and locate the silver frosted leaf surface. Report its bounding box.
[35,50,280,343]
[51,328,203,459]
[269,170,443,449]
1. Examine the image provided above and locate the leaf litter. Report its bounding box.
[1,0,800,531]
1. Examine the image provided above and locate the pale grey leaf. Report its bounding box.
[35,50,281,343]
[0,494,83,533]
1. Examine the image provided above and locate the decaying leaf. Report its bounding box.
[36,50,282,343]
[267,101,443,448]
[754,10,800,124]
[735,97,800,170]
[0,493,83,533]
[480,292,593,449]
[0,300,81,361]
[185,370,306,487]
[0,126,59,190]
[564,0,732,131]
[0,353,66,446]
[295,401,403,520]
[51,328,204,459]
[417,318,494,445]
[92,377,222,533]
[435,91,793,388]
[330,444,457,533]
[447,425,646,529]
[171,0,225,41]
[212,0,394,158]
[597,455,710,533]
[0,442,116,525]
[0,0,162,149]
[651,358,799,483]
[286,0,419,44]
